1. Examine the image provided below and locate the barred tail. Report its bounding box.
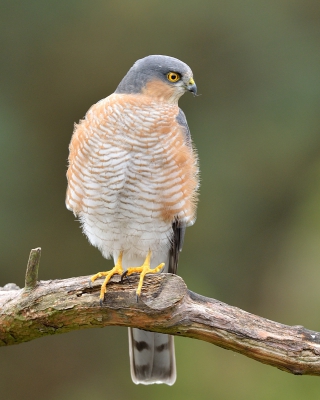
[128,328,176,385]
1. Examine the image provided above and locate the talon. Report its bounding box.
[91,252,124,302]
[121,270,129,283]
[125,251,165,299]
[99,298,104,306]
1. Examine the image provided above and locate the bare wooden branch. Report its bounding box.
[25,247,41,289]
[1,248,320,376]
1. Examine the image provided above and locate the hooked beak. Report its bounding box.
[187,77,197,95]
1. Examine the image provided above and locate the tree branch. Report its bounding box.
[1,248,320,376]
[25,248,41,289]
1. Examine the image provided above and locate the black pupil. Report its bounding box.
[171,74,176,80]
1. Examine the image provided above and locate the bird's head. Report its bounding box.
[115,55,197,103]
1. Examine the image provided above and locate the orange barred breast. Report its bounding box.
[66,93,198,233]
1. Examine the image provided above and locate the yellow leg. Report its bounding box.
[124,250,165,297]
[91,251,123,303]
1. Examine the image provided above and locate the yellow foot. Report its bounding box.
[90,252,123,304]
[121,250,165,300]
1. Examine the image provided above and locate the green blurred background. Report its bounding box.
[1,0,320,399]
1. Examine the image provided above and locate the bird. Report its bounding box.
[66,55,199,385]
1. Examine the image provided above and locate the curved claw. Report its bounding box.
[99,298,104,307]
[121,270,131,283]
[89,280,93,288]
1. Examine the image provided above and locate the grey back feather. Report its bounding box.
[176,108,192,148]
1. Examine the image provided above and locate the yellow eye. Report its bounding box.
[167,72,181,82]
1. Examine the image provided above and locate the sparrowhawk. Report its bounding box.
[66,55,199,385]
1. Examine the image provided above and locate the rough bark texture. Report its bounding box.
[1,248,320,376]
